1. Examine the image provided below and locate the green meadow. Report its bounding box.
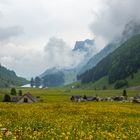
[0,88,140,139]
[0,88,140,102]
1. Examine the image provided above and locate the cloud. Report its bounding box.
[44,37,87,69]
[90,0,140,46]
[0,26,23,41]
[0,0,140,78]
[0,37,89,78]
[0,0,97,78]
[0,42,46,78]
[0,11,3,18]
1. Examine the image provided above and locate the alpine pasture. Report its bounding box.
[0,88,140,140]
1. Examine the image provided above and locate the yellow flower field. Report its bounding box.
[0,101,140,140]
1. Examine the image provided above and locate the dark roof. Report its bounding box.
[86,96,97,101]
[135,94,140,98]
[71,95,82,99]
[11,96,21,102]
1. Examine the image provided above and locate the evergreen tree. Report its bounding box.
[10,88,17,95]
[102,85,107,90]
[30,78,34,88]
[18,90,22,96]
[123,89,128,100]
[83,95,87,100]
[35,77,41,88]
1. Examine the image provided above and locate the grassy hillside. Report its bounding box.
[127,70,140,86]
[76,69,140,90]
[78,34,140,87]
[80,76,112,90]
[66,77,110,90]
[79,43,118,75]
[0,65,28,88]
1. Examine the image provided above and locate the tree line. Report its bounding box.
[30,77,42,88]
[30,72,65,88]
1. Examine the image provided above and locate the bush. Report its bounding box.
[102,85,107,90]
[122,89,128,100]
[10,88,17,95]
[122,89,127,97]
[3,94,11,102]
[114,80,128,89]
[36,96,40,98]
[83,95,87,100]
[18,90,22,96]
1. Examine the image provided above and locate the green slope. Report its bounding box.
[79,34,140,87]
[127,70,140,87]
[79,76,110,89]
[76,69,140,90]
[0,65,28,88]
[88,69,140,89]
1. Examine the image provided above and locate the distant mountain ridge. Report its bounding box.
[0,64,28,88]
[40,67,77,87]
[78,20,140,75]
[40,67,61,78]
[78,34,140,86]
[40,20,140,87]
[78,43,118,75]
[40,39,96,87]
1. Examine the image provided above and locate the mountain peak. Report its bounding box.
[73,39,94,52]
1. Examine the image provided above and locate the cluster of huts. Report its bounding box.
[70,94,140,103]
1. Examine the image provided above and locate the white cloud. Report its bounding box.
[0,26,23,41]
[0,41,47,78]
[44,37,86,69]
[90,0,140,46]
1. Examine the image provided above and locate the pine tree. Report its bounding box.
[18,90,22,96]
[10,88,16,95]
[35,77,41,88]
[30,78,34,88]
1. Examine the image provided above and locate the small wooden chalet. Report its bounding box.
[11,93,37,103]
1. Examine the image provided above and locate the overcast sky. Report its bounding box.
[0,0,139,78]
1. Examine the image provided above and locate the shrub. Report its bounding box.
[122,89,127,97]
[3,94,11,102]
[18,90,22,96]
[10,88,17,95]
[114,80,128,89]
[102,85,107,90]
